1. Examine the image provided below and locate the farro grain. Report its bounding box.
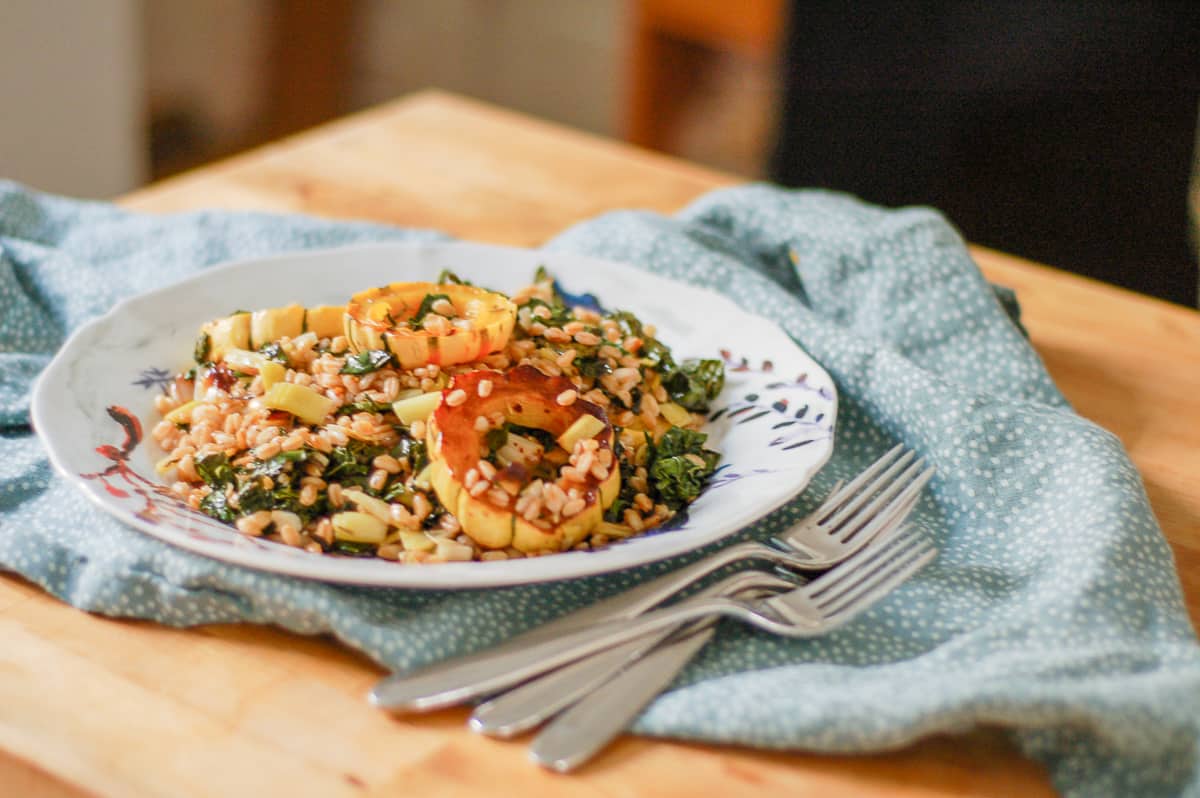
[573,331,600,346]
[412,492,432,521]
[377,543,403,560]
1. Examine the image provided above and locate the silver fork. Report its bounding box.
[369,526,936,713]
[467,448,932,735]
[469,563,805,738]
[370,446,933,713]
[504,444,931,642]
[529,526,931,771]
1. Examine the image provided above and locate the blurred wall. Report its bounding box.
[0,0,146,197]
[145,0,272,154]
[352,0,628,137]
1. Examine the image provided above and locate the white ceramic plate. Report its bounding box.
[32,242,836,588]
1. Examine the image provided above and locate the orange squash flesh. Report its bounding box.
[345,282,517,369]
[425,366,620,552]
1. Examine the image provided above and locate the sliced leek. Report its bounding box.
[331,511,388,543]
[261,382,336,424]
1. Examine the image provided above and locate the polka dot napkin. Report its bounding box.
[3,181,1198,796]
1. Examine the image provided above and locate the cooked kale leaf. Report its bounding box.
[331,540,378,557]
[336,398,393,416]
[393,435,428,473]
[519,297,572,326]
[340,349,394,375]
[663,358,725,411]
[193,332,212,365]
[257,342,291,366]
[247,449,309,480]
[609,310,675,372]
[195,453,235,487]
[436,269,471,286]
[410,293,452,328]
[324,440,385,482]
[647,427,720,510]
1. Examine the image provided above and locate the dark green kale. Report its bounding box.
[331,540,379,557]
[393,435,428,473]
[484,427,509,456]
[436,269,471,285]
[340,349,394,375]
[647,427,720,511]
[575,353,612,378]
[383,481,413,506]
[336,398,394,416]
[246,449,309,480]
[324,440,386,483]
[608,310,675,372]
[604,464,641,523]
[519,297,572,326]
[234,482,277,515]
[195,453,235,487]
[193,332,212,365]
[257,342,291,366]
[505,423,557,451]
[199,489,235,523]
[663,358,725,411]
[409,293,452,328]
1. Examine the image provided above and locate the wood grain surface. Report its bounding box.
[5,90,1198,796]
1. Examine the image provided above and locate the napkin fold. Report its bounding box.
[3,180,1198,797]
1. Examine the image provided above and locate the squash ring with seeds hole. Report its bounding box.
[345,282,517,369]
[425,365,621,553]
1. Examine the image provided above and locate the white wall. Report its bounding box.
[0,0,146,197]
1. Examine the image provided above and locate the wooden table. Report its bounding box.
[4,90,1198,797]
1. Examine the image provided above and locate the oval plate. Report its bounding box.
[32,242,836,588]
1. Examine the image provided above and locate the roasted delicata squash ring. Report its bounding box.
[199,303,346,362]
[425,365,621,553]
[345,282,517,369]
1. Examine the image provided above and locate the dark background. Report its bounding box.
[770,1,1200,305]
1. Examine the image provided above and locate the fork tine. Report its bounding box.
[814,444,908,523]
[826,457,929,538]
[819,449,916,529]
[834,465,934,544]
[812,528,930,613]
[819,538,936,625]
[802,525,922,604]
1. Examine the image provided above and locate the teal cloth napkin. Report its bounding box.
[3,180,1199,796]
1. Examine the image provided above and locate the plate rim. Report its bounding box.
[31,240,838,588]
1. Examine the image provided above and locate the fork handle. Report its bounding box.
[469,571,760,737]
[469,635,655,737]
[531,622,716,772]
[512,541,769,644]
[369,596,737,713]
